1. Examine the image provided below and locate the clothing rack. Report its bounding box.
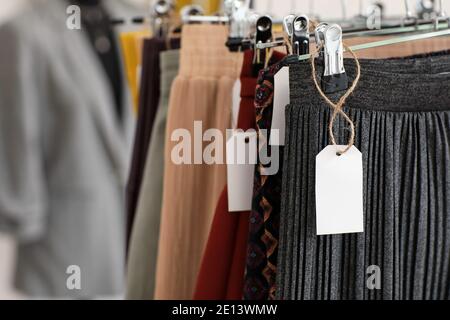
[255,20,450,50]
[295,24,450,61]
[181,15,284,25]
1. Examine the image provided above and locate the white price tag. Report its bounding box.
[226,130,258,212]
[231,79,241,129]
[315,145,364,235]
[270,66,289,146]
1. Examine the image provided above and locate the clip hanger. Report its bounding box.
[180,4,205,23]
[282,15,310,55]
[151,0,174,37]
[254,14,310,54]
[314,22,329,61]
[417,0,436,19]
[252,15,273,75]
[433,0,450,29]
[314,22,329,47]
[283,14,296,55]
[292,15,310,55]
[226,0,253,51]
[255,15,273,45]
[283,14,295,35]
[321,24,349,93]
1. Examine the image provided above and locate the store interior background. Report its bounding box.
[0,0,449,299]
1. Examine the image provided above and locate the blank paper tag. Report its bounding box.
[315,145,364,235]
[226,130,257,212]
[270,66,289,146]
[231,79,241,129]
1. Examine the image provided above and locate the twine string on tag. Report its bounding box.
[310,43,361,155]
[282,32,293,55]
[264,47,274,68]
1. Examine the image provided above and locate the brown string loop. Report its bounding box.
[264,47,274,68]
[282,32,293,55]
[310,43,361,155]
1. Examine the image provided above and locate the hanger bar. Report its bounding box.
[296,28,450,61]
[255,20,450,50]
[343,21,450,38]
[256,39,285,49]
[182,15,229,23]
[182,15,284,25]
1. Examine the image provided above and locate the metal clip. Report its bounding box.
[252,15,273,75]
[283,14,295,38]
[228,0,251,38]
[292,15,310,55]
[226,0,252,51]
[180,4,204,24]
[314,22,328,48]
[282,14,295,54]
[433,0,450,29]
[403,0,419,25]
[416,0,436,19]
[151,0,174,37]
[322,24,348,93]
[255,15,273,45]
[282,15,310,55]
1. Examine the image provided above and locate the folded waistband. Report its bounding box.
[290,50,450,112]
[179,24,243,78]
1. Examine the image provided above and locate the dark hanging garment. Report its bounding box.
[72,0,124,119]
[243,54,287,300]
[126,38,180,247]
[126,49,181,299]
[277,51,450,300]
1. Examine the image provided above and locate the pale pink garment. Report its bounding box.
[155,24,243,300]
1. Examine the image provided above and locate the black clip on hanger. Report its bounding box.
[152,0,174,37]
[252,15,273,76]
[292,15,310,55]
[181,4,205,22]
[282,14,303,64]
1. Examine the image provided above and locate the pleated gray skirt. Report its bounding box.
[277,51,450,300]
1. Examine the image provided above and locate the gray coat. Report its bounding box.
[0,0,137,298]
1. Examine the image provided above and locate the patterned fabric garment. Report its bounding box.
[244,54,287,300]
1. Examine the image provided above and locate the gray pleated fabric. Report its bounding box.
[126,49,180,300]
[277,51,450,300]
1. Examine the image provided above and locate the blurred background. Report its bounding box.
[0,0,449,300]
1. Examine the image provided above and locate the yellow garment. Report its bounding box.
[120,30,151,114]
[120,1,221,114]
[196,0,221,14]
[175,0,192,12]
